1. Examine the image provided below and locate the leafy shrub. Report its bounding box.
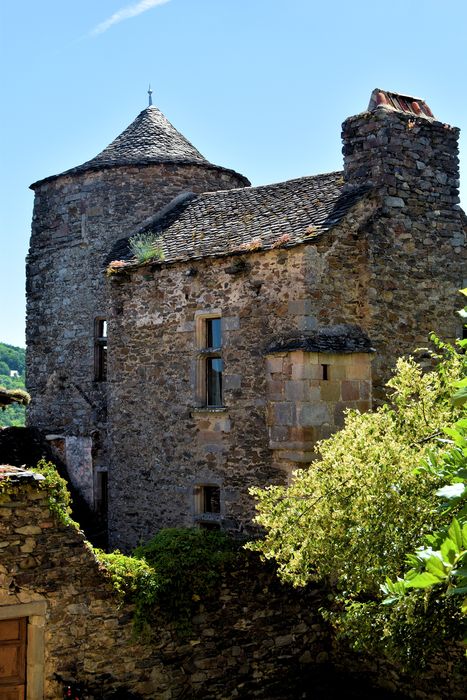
[379,293,467,647]
[94,528,238,636]
[95,549,160,633]
[133,528,237,633]
[34,459,77,527]
[248,336,466,665]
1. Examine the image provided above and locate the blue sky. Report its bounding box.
[1,0,467,348]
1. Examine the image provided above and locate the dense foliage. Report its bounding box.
[98,528,237,635]
[248,326,467,666]
[34,459,77,527]
[0,342,27,426]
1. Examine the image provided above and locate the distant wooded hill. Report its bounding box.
[0,342,26,426]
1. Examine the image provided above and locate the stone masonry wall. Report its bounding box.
[26,162,246,504]
[1,470,465,700]
[106,213,373,550]
[343,107,467,399]
[0,470,331,699]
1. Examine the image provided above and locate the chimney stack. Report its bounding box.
[342,89,460,215]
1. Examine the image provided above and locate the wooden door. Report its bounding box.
[0,618,27,700]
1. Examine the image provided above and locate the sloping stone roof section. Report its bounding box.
[265,325,374,355]
[31,106,250,188]
[107,172,369,266]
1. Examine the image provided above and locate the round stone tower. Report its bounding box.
[26,100,249,510]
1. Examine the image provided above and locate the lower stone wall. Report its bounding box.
[0,470,464,699]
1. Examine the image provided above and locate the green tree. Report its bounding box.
[0,342,26,426]
[381,292,467,634]
[248,328,466,665]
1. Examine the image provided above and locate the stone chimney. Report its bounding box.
[342,89,460,215]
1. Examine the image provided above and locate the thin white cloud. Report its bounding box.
[91,0,171,36]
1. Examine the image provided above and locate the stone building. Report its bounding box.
[26,89,466,550]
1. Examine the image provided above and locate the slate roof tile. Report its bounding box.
[265,325,374,355]
[81,105,208,167]
[107,172,369,267]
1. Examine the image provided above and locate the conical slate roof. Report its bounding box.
[31,104,249,188]
[80,105,209,169]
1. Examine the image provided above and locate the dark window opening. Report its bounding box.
[203,485,221,513]
[203,317,223,407]
[96,470,108,517]
[194,484,221,515]
[206,358,223,407]
[206,317,222,349]
[95,319,107,381]
[321,364,329,381]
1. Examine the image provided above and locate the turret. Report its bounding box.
[26,97,249,512]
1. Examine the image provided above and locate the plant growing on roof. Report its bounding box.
[128,232,165,264]
[238,237,262,252]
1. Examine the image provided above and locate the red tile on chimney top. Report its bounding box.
[368,89,435,120]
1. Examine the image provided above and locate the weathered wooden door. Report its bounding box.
[0,618,27,700]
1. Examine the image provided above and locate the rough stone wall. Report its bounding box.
[1,471,465,700]
[343,108,467,399]
[26,162,246,505]
[106,218,374,550]
[0,471,330,699]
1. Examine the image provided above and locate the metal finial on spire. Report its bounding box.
[148,84,153,107]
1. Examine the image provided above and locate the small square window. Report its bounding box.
[194,484,221,514]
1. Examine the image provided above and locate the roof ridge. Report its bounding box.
[192,170,344,201]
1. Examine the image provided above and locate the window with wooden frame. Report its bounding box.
[94,319,107,381]
[196,313,223,407]
[194,484,221,529]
